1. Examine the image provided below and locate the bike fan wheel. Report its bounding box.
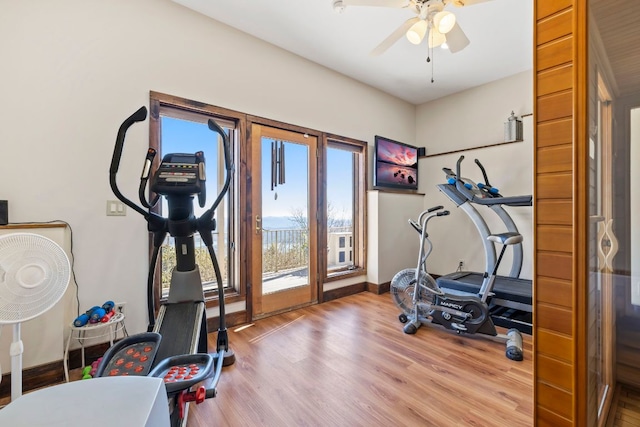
[391,268,438,316]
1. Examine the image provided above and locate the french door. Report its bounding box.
[249,124,318,318]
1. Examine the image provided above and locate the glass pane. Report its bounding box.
[587,2,640,422]
[261,138,309,294]
[160,116,230,296]
[327,146,354,272]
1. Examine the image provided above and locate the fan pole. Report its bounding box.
[10,323,24,401]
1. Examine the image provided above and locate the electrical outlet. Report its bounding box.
[115,302,126,315]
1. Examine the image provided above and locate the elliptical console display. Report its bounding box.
[152,152,205,196]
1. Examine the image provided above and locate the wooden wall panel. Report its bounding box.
[537,304,573,335]
[537,407,573,427]
[537,9,573,45]
[537,381,573,419]
[537,329,573,363]
[537,90,573,122]
[536,173,572,198]
[538,64,573,96]
[537,276,572,308]
[537,36,573,70]
[537,145,572,173]
[537,200,572,225]
[537,252,572,281]
[537,118,573,147]
[537,225,573,252]
[534,0,588,424]
[536,0,573,20]
[537,354,573,390]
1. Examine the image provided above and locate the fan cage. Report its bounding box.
[0,233,71,324]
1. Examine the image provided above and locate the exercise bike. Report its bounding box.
[96,106,235,426]
[390,205,524,361]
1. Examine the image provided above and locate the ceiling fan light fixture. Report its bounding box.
[332,0,345,13]
[433,10,456,34]
[444,22,470,53]
[406,19,428,45]
[427,28,446,48]
[407,19,429,44]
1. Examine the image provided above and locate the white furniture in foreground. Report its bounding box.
[0,376,169,427]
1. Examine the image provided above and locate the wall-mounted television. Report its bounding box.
[373,135,419,190]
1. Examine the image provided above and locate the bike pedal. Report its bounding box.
[451,323,467,331]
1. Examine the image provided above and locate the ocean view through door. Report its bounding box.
[250,124,318,318]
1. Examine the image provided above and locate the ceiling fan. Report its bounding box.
[333,0,491,56]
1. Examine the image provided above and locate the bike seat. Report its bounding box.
[488,232,523,246]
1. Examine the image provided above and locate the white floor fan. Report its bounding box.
[0,233,70,401]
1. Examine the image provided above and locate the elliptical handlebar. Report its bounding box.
[110,106,150,219]
[109,107,234,223]
[205,119,233,217]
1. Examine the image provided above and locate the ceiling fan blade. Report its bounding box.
[343,0,410,7]
[370,17,420,56]
[445,22,470,53]
[449,0,492,6]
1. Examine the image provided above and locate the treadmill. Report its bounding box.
[436,158,533,333]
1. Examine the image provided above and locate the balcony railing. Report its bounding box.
[160,227,353,295]
[262,227,353,273]
[262,228,308,273]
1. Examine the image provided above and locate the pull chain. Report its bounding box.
[426,48,434,83]
[426,27,435,83]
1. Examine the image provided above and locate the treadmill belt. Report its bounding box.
[154,302,201,368]
[436,271,532,305]
[490,305,532,335]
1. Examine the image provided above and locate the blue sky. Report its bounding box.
[161,117,353,221]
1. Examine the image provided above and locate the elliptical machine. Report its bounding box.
[97,106,235,426]
[391,205,523,361]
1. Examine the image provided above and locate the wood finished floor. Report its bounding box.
[189,292,533,426]
[607,383,640,427]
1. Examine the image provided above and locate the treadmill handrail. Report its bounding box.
[447,157,533,207]
[454,182,533,207]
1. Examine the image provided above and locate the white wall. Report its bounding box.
[0,0,415,340]
[416,71,534,279]
[369,191,425,284]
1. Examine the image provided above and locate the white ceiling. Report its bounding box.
[171,0,533,105]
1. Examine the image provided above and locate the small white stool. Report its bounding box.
[63,312,127,382]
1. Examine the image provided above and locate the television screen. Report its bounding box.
[373,136,419,190]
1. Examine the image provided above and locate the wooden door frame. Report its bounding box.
[245,117,322,320]
[594,73,615,426]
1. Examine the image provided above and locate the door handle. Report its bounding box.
[256,215,262,234]
[596,218,619,272]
